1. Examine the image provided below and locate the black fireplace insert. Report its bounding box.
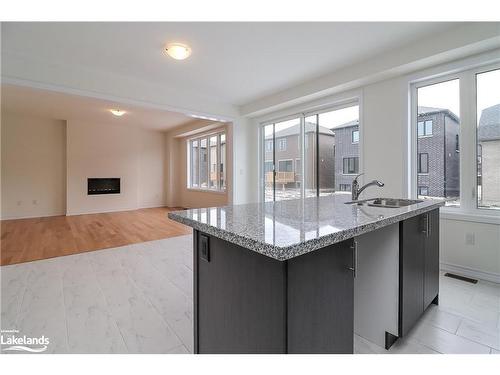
[88,178,120,195]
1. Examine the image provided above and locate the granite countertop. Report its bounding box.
[168,194,444,261]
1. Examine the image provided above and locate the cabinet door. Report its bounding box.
[399,214,425,337]
[424,209,440,308]
[287,240,354,353]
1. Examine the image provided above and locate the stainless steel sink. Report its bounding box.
[345,198,423,208]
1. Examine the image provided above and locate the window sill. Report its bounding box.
[440,209,500,225]
[186,187,227,195]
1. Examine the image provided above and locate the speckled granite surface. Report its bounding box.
[168,194,444,261]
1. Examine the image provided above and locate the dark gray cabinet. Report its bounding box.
[399,209,439,337]
[194,230,354,354]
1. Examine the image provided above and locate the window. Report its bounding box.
[476,68,500,210]
[418,186,429,196]
[278,160,293,172]
[219,134,226,190]
[339,184,351,192]
[188,131,226,191]
[277,138,287,151]
[343,157,359,174]
[413,63,500,214]
[265,140,273,152]
[417,120,433,137]
[351,130,359,143]
[262,104,359,201]
[415,79,460,206]
[417,153,429,174]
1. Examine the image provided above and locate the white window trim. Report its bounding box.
[187,130,226,193]
[409,61,500,219]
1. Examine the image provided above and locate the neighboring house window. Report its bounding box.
[417,153,429,174]
[418,186,429,196]
[188,131,226,191]
[278,138,287,151]
[264,161,274,173]
[351,130,359,143]
[417,120,433,136]
[339,184,351,191]
[265,140,273,152]
[278,160,293,172]
[455,134,459,152]
[343,157,359,174]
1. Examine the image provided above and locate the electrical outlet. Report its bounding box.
[465,233,475,246]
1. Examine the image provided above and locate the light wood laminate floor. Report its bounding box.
[0,207,191,266]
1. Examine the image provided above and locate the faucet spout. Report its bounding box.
[351,174,384,201]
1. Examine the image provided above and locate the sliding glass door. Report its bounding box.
[262,104,359,202]
[263,118,301,202]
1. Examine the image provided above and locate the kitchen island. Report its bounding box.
[168,194,444,354]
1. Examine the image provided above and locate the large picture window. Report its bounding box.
[188,131,226,191]
[412,63,500,213]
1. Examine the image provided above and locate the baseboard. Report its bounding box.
[440,262,500,284]
[66,205,168,216]
[0,212,65,221]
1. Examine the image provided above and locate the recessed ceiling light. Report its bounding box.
[110,109,126,117]
[165,43,191,60]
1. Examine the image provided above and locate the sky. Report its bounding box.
[418,69,500,121]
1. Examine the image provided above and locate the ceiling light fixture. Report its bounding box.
[110,109,126,117]
[165,43,191,60]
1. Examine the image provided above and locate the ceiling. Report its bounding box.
[1,84,197,131]
[1,22,460,106]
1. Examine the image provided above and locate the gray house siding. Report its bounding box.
[416,111,459,199]
[333,125,359,191]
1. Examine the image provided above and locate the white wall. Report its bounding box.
[1,113,66,219]
[66,120,166,215]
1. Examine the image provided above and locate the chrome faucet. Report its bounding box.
[351,173,385,201]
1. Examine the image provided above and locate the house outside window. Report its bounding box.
[339,183,351,192]
[417,120,433,137]
[343,157,359,174]
[265,140,273,152]
[418,186,429,196]
[278,160,293,172]
[277,138,287,151]
[417,153,429,174]
[351,130,359,143]
[188,131,226,191]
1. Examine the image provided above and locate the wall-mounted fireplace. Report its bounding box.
[88,178,121,195]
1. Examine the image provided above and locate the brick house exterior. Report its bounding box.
[416,106,460,199]
[331,120,359,192]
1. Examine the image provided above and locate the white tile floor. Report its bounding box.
[1,235,499,354]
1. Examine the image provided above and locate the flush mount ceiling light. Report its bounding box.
[165,43,192,60]
[110,109,126,117]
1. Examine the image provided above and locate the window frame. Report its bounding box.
[409,61,500,219]
[343,156,359,175]
[259,97,362,202]
[187,130,227,193]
